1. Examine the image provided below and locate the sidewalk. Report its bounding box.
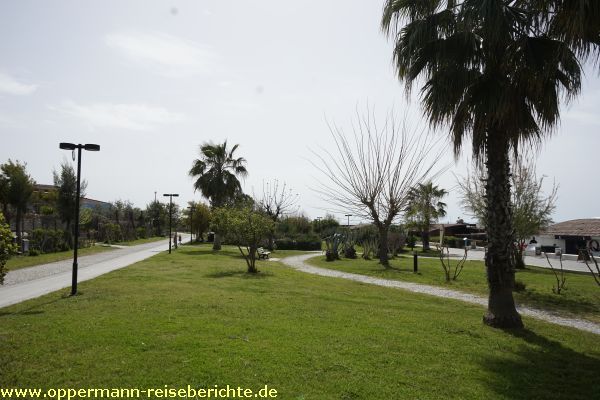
[443,247,595,274]
[0,239,169,309]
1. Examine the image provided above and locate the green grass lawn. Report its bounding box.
[0,246,598,399]
[5,245,115,271]
[115,236,166,246]
[308,254,600,324]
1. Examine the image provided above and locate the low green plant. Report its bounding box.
[0,213,17,284]
[28,248,41,256]
[30,228,69,253]
[136,227,147,239]
[324,232,344,261]
[514,280,527,292]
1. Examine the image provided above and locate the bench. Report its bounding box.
[257,247,271,259]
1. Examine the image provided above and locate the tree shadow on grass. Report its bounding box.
[179,249,245,260]
[205,270,273,279]
[480,328,600,399]
[515,290,599,319]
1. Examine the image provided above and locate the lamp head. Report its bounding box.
[59,142,76,150]
[84,144,100,151]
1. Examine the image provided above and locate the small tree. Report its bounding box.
[312,110,445,266]
[54,161,87,246]
[580,250,600,288]
[211,207,274,273]
[0,212,17,284]
[544,253,567,294]
[184,201,211,242]
[457,155,557,268]
[437,246,468,282]
[257,179,299,250]
[312,214,339,237]
[1,160,35,252]
[145,200,168,237]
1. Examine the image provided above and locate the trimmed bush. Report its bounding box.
[275,235,322,251]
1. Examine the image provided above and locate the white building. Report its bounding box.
[536,219,600,255]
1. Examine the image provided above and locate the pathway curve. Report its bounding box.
[0,239,170,309]
[280,253,600,335]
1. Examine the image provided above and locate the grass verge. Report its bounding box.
[5,245,115,271]
[0,246,598,399]
[308,254,600,323]
[116,236,166,246]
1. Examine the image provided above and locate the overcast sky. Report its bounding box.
[1,0,599,225]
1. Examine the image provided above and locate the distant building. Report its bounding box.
[537,219,600,255]
[14,184,112,232]
[80,197,111,211]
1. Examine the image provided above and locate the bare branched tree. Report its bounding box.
[311,109,447,266]
[257,179,299,222]
[457,154,558,268]
[256,179,299,249]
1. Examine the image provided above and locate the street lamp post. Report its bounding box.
[345,214,352,228]
[59,142,100,296]
[163,193,179,253]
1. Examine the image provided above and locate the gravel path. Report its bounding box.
[280,253,600,335]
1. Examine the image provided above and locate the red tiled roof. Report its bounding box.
[542,219,600,236]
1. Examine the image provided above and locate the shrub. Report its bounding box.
[30,228,69,253]
[0,213,17,284]
[514,280,527,292]
[406,234,417,249]
[136,227,147,239]
[274,238,295,250]
[274,235,322,251]
[28,249,41,256]
[101,223,122,244]
[344,246,357,259]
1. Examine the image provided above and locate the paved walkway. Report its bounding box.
[435,247,596,274]
[280,253,600,335]
[0,240,169,309]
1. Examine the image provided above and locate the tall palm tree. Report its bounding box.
[405,182,447,251]
[189,141,248,250]
[382,0,597,328]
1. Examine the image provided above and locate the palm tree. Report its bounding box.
[189,141,248,250]
[382,1,597,328]
[405,182,447,251]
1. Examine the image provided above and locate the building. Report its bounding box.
[537,219,600,255]
[10,184,112,232]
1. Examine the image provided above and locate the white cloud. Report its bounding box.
[105,31,214,77]
[52,101,185,131]
[0,71,37,95]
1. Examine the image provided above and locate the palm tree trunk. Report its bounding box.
[483,134,523,329]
